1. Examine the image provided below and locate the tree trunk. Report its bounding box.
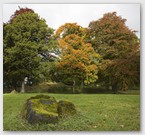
[73,78,76,94]
[112,82,118,94]
[21,80,25,93]
[80,80,84,92]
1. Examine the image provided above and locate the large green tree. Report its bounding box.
[87,12,140,93]
[3,7,54,92]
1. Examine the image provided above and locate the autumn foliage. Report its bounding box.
[3,8,140,93]
[55,23,101,92]
[87,12,140,92]
[9,7,34,23]
[55,23,86,38]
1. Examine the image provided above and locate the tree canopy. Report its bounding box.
[87,12,140,93]
[46,23,100,93]
[3,9,140,94]
[3,7,54,92]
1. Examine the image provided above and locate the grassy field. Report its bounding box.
[3,93,140,131]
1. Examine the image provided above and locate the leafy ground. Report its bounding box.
[3,93,140,131]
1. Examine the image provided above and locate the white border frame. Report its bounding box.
[0,0,144,135]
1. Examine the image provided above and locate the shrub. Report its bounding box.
[48,83,73,94]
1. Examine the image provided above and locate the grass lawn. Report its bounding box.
[3,93,140,131]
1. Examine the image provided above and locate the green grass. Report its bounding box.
[3,93,140,131]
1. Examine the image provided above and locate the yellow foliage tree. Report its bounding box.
[56,28,100,93]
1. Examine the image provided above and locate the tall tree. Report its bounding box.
[3,7,54,92]
[87,12,140,93]
[55,23,100,93]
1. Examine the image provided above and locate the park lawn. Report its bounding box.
[3,93,140,131]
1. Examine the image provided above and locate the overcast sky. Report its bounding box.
[3,4,140,37]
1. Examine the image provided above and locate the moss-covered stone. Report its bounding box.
[22,95,58,123]
[57,100,76,117]
[21,95,76,124]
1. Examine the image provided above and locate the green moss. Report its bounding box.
[30,97,58,114]
[21,95,77,124]
[58,100,76,117]
[36,109,58,116]
[29,95,51,99]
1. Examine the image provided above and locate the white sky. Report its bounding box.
[3,4,140,37]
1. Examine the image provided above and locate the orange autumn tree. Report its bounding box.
[55,23,100,93]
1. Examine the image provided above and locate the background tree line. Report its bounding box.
[3,7,140,94]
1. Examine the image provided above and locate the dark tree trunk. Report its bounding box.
[80,80,84,92]
[112,82,118,94]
